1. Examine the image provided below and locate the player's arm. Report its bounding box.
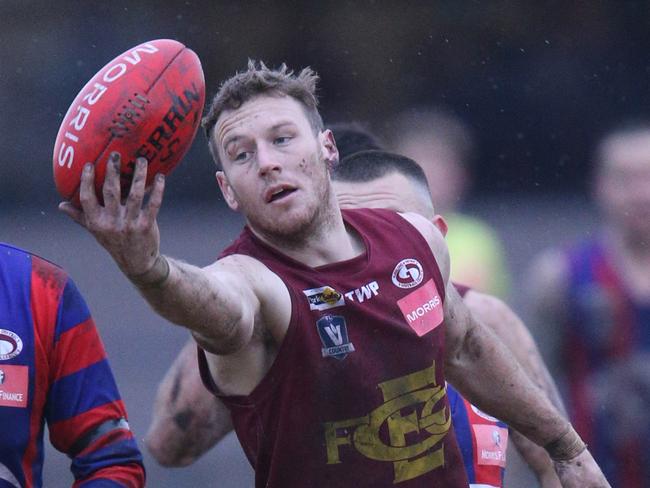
[463,290,565,485]
[146,338,233,466]
[400,211,609,488]
[59,154,264,355]
[462,290,567,418]
[44,274,145,487]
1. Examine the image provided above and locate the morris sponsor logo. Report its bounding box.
[405,296,442,324]
[397,280,444,337]
[56,43,160,170]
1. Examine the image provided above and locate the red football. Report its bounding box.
[53,39,206,206]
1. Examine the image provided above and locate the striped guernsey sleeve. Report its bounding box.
[34,257,145,487]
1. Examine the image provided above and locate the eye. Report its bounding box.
[234,151,252,162]
[274,136,292,145]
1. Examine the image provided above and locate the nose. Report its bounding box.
[256,143,281,177]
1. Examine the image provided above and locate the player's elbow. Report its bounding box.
[195,313,254,356]
[145,432,196,467]
[445,320,484,377]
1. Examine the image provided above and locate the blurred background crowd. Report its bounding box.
[2,1,649,486]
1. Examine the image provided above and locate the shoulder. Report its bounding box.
[398,212,450,280]
[462,289,514,319]
[0,243,68,295]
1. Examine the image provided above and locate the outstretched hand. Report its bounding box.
[58,152,165,278]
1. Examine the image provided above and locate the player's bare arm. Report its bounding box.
[58,152,286,355]
[463,290,567,417]
[463,290,564,485]
[146,339,233,466]
[400,211,610,488]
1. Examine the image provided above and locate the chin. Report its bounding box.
[253,201,332,247]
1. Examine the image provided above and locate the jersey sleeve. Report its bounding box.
[40,269,145,487]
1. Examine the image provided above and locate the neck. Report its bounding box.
[249,200,364,268]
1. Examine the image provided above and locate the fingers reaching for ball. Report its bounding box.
[58,152,166,227]
[103,152,122,214]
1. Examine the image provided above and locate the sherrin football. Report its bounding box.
[53,39,206,205]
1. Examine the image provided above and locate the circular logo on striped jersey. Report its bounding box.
[471,404,500,422]
[0,329,23,360]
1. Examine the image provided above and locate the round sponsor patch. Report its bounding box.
[0,329,23,360]
[391,258,424,289]
[470,404,500,422]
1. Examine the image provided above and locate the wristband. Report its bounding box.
[128,255,170,289]
[544,426,587,461]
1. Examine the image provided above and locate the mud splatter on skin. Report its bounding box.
[464,324,483,361]
[170,368,182,403]
[173,410,194,431]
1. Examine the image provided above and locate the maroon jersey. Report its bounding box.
[199,208,468,487]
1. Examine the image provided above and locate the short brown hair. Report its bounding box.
[202,60,324,168]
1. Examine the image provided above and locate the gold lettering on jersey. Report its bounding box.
[323,362,451,483]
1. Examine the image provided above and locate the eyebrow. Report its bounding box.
[221,121,298,154]
[269,121,296,132]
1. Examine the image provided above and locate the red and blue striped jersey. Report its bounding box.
[0,243,144,488]
[564,238,649,487]
[448,385,507,488]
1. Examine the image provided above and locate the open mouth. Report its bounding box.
[269,188,297,202]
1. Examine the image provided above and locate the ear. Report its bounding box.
[319,129,339,169]
[216,171,240,211]
[432,214,448,236]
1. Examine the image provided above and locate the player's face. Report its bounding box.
[334,172,446,235]
[597,133,650,238]
[214,95,338,240]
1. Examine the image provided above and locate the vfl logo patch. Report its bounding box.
[391,258,424,289]
[0,329,23,361]
[303,286,345,311]
[316,315,355,360]
[0,365,28,408]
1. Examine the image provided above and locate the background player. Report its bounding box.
[527,122,650,487]
[60,61,607,487]
[389,108,511,297]
[0,242,145,487]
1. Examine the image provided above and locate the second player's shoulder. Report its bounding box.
[398,212,450,280]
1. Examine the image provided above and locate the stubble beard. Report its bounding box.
[246,152,337,251]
